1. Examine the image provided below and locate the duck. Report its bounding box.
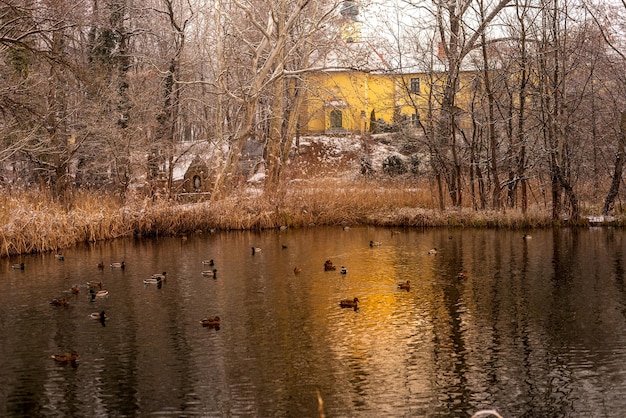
[151,272,167,280]
[70,285,80,294]
[51,351,79,363]
[95,290,109,297]
[90,311,107,321]
[457,272,468,280]
[251,246,261,255]
[339,297,359,309]
[202,259,215,266]
[398,280,411,290]
[12,262,24,270]
[523,234,532,240]
[97,261,105,270]
[324,259,336,271]
[143,277,162,285]
[340,266,347,275]
[55,253,65,261]
[370,240,382,247]
[293,266,302,274]
[428,248,438,255]
[201,269,217,278]
[199,316,221,327]
[110,261,125,269]
[50,298,70,307]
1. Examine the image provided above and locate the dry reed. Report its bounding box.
[0,179,620,258]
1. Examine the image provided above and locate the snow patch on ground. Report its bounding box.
[170,133,412,183]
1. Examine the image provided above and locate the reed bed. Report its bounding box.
[0,179,618,258]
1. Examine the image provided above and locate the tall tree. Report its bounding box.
[426,0,512,208]
[584,0,626,215]
[207,0,332,198]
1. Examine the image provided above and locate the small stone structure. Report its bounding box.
[240,139,265,176]
[183,155,209,193]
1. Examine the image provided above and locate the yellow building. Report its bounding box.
[300,1,478,136]
[301,69,430,135]
[300,67,477,136]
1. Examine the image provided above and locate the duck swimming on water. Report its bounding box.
[324,260,336,271]
[199,316,221,327]
[51,351,79,364]
[339,297,359,309]
[398,280,411,290]
[201,269,217,279]
[90,311,107,321]
[50,298,70,307]
[110,261,125,269]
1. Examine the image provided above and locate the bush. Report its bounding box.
[360,156,374,176]
[408,154,420,175]
[382,155,407,176]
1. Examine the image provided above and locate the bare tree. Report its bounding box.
[584,0,626,215]
[205,0,335,198]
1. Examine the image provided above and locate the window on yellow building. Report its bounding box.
[410,78,420,94]
[330,110,343,129]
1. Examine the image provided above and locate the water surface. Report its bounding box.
[1,227,626,417]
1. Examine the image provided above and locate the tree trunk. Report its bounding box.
[479,0,500,210]
[265,75,285,193]
[603,110,626,215]
[264,2,286,193]
[47,29,70,202]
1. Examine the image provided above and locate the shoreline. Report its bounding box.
[2,188,622,258]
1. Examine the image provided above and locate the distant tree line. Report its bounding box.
[0,0,625,221]
[378,0,626,219]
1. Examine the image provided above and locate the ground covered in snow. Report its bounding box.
[172,133,423,187]
[280,133,422,183]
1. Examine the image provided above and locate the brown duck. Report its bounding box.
[339,297,359,308]
[50,298,70,307]
[324,260,336,271]
[200,316,221,327]
[51,351,79,363]
[398,280,411,290]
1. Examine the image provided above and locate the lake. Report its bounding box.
[1,226,626,417]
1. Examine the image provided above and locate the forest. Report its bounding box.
[1,0,626,230]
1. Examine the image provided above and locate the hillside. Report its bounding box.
[245,133,421,185]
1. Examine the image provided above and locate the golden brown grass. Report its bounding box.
[0,178,618,257]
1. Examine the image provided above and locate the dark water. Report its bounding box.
[1,226,626,417]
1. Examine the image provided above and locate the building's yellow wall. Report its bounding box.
[302,71,402,134]
[301,70,477,135]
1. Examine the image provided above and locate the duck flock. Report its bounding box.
[10,232,492,368]
[13,252,226,366]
